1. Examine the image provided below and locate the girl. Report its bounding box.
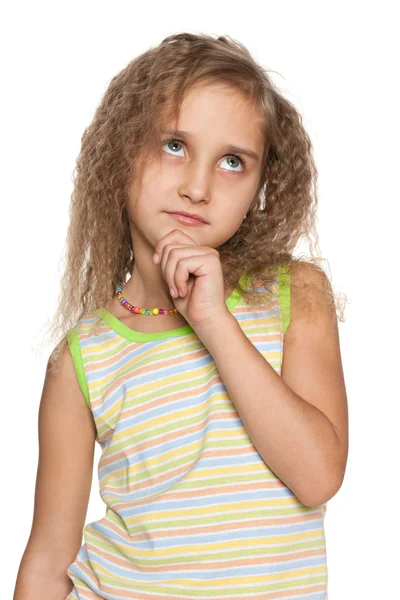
[14,32,348,600]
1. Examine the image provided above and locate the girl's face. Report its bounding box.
[127,82,265,254]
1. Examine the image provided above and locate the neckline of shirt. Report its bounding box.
[95,271,252,343]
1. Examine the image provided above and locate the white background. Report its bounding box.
[2,1,399,598]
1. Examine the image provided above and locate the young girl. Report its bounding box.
[15,32,348,600]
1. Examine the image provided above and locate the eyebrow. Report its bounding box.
[160,129,261,162]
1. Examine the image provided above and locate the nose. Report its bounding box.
[178,159,211,203]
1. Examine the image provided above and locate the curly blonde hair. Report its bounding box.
[36,31,348,372]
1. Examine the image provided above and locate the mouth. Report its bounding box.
[166,211,208,226]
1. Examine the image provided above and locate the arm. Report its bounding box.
[13,342,96,600]
[195,263,349,508]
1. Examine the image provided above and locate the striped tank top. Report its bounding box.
[65,266,328,599]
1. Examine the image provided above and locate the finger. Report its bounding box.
[173,254,215,297]
[173,258,193,297]
[164,247,206,297]
[160,243,184,289]
[175,252,220,297]
[160,243,198,276]
[153,228,197,262]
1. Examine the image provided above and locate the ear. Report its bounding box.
[251,178,268,212]
[248,195,259,213]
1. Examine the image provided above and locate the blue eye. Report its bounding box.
[162,139,185,157]
[161,138,246,172]
[220,155,245,172]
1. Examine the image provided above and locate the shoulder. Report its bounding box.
[290,260,330,290]
[286,262,337,338]
[46,338,92,415]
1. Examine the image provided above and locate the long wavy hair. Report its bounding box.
[36,31,348,372]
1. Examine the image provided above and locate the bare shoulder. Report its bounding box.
[46,338,93,412]
[286,262,337,338]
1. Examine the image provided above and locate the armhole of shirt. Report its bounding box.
[66,327,91,411]
[277,265,291,336]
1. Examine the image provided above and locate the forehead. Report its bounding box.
[164,82,265,147]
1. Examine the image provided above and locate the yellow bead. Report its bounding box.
[152,308,159,315]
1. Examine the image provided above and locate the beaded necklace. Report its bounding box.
[115,282,178,316]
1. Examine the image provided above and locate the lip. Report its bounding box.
[166,211,208,226]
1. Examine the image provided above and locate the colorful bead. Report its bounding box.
[114,282,178,316]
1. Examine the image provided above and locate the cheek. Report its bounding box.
[130,178,163,213]
[214,213,246,246]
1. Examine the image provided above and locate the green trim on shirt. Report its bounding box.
[66,327,91,410]
[277,266,291,335]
